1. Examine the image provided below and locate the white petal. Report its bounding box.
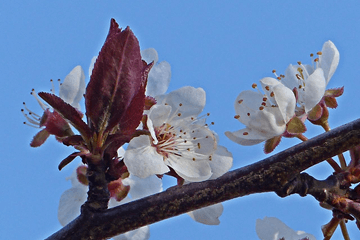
[234,90,264,126]
[156,86,206,119]
[89,56,97,77]
[187,203,223,225]
[248,108,287,136]
[256,217,316,240]
[141,48,159,64]
[282,64,301,91]
[59,66,86,110]
[123,174,162,200]
[58,186,87,226]
[260,77,295,123]
[271,81,296,123]
[189,125,217,155]
[303,68,326,112]
[259,77,283,103]
[145,61,171,97]
[320,40,340,83]
[147,105,172,144]
[225,129,267,146]
[208,146,233,179]
[147,104,172,128]
[165,155,212,182]
[117,146,125,158]
[113,226,150,240]
[124,135,170,178]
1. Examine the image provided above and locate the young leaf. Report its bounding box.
[118,61,153,136]
[85,19,145,134]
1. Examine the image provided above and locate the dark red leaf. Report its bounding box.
[118,61,153,136]
[61,135,84,146]
[38,92,91,140]
[58,152,83,170]
[85,19,145,134]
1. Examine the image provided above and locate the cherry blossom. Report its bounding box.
[125,86,232,183]
[21,66,86,147]
[281,40,339,116]
[256,217,316,240]
[225,77,296,146]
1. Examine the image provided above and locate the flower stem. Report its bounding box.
[338,153,347,169]
[296,133,308,142]
[326,158,342,173]
[340,220,350,240]
[322,121,331,132]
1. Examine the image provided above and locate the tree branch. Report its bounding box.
[46,118,360,240]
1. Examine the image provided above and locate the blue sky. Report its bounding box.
[2,1,360,239]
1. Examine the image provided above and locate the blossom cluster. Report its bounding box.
[22,19,233,240]
[225,40,342,153]
[22,18,347,240]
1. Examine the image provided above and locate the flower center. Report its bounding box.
[21,79,62,128]
[151,109,215,162]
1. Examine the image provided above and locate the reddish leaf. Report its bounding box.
[106,157,127,180]
[118,61,153,136]
[61,135,84,146]
[85,19,146,134]
[38,92,91,139]
[58,152,83,170]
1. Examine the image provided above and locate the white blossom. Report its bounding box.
[281,40,339,114]
[22,65,86,127]
[256,217,316,240]
[58,66,86,110]
[124,86,230,182]
[225,77,296,146]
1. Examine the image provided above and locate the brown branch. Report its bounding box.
[46,118,360,240]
